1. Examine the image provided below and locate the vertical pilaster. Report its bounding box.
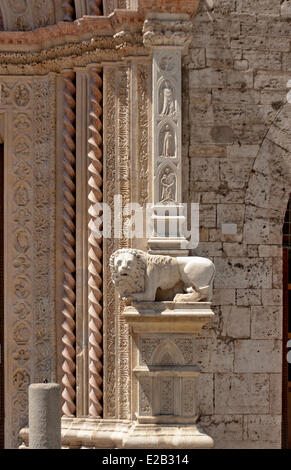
[148,47,187,253]
[143,15,193,254]
[103,66,117,419]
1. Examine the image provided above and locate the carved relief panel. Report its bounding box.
[134,334,198,422]
[2,75,56,448]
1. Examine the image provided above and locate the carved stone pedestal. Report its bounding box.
[123,301,214,449]
[20,303,214,449]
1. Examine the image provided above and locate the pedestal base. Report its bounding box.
[19,418,213,449]
[124,423,214,449]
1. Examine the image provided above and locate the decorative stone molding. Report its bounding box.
[3,75,56,448]
[148,46,188,252]
[87,66,103,418]
[61,70,77,417]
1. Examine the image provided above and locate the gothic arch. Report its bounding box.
[244,100,291,247]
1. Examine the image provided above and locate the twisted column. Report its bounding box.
[62,0,75,21]
[89,0,102,15]
[88,68,103,418]
[62,71,77,417]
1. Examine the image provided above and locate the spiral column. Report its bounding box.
[62,0,75,21]
[87,67,103,418]
[89,0,102,15]
[61,71,77,417]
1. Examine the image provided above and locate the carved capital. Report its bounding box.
[143,17,193,50]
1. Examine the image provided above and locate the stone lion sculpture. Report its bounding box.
[109,248,215,302]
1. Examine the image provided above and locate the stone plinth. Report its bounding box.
[123,301,214,448]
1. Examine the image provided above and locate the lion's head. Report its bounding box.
[109,249,146,298]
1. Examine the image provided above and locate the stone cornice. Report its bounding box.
[0,1,200,74]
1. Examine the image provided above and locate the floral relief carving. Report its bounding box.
[13,322,30,344]
[14,84,30,107]
[14,183,30,207]
[8,0,28,14]
[159,56,177,74]
[182,379,195,416]
[14,302,30,320]
[13,369,30,391]
[160,124,175,158]
[32,0,55,28]
[117,68,131,420]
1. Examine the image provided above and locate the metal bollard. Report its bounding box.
[29,383,61,449]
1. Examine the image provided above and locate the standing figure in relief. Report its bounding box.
[160,81,175,116]
[161,167,176,203]
[162,125,174,158]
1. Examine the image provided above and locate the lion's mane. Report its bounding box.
[109,248,146,296]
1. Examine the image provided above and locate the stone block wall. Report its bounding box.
[185,0,291,448]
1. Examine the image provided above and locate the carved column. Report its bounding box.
[61,70,77,417]
[62,0,75,21]
[88,67,103,418]
[89,0,102,15]
[144,17,193,254]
